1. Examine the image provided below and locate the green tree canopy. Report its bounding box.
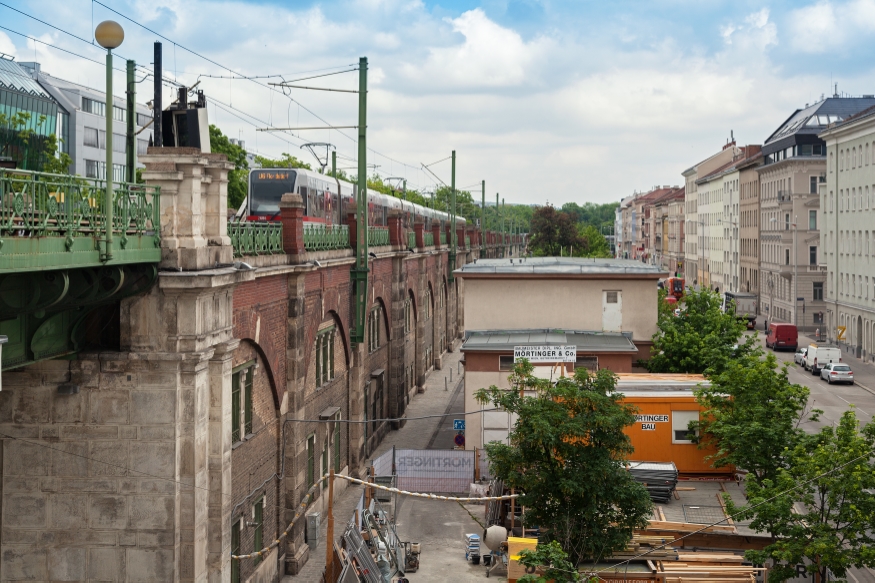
[528,206,583,256]
[476,361,652,565]
[695,354,819,486]
[728,411,875,583]
[647,287,754,375]
[561,201,618,232]
[518,541,581,583]
[254,152,311,170]
[209,125,249,210]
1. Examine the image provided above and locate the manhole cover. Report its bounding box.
[682,505,726,524]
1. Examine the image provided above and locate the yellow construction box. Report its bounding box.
[507,536,539,582]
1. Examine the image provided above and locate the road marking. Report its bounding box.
[847,569,860,583]
[833,394,871,417]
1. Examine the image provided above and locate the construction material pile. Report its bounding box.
[628,461,679,503]
[661,551,760,583]
[606,534,679,561]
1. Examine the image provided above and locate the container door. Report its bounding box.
[603,290,622,332]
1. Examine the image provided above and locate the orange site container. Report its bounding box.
[615,374,726,475]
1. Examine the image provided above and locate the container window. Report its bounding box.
[672,410,699,444]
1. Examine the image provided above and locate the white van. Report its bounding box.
[804,343,841,374]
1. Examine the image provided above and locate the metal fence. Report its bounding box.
[367,226,389,246]
[304,223,350,251]
[228,220,283,257]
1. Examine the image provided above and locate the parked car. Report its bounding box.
[766,323,798,351]
[820,362,854,385]
[804,343,842,374]
[794,347,808,365]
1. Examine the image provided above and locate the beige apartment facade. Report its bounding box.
[739,153,764,295]
[820,106,875,358]
[665,188,685,277]
[456,257,667,451]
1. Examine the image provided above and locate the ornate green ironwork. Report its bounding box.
[424,232,434,247]
[407,231,416,249]
[229,221,283,257]
[0,169,160,271]
[439,232,447,246]
[303,223,350,251]
[465,236,470,248]
[367,226,389,247]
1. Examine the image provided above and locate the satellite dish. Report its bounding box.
[483,525,508,551]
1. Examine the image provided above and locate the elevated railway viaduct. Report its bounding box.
[0,148,523,582]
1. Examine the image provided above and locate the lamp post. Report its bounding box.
[95,20,124,263]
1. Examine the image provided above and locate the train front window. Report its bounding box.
[249,171,297,216]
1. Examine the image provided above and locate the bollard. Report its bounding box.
[450,368,453,382]
[445,377,448,391]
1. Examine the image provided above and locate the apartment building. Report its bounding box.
[664,188,686,276]
[648,187,684,273]
[738,152,764,295]
[758,97,875,331]
[682,142,737,287]
[819,104,875,359]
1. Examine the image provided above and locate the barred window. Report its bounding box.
[231,361,254,443]
[368,307,382,353]
[307,434,315,488]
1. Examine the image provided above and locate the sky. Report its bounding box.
[2,0,875,206]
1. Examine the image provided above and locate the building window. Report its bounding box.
[575,356,598,371]
[321,440,328,490]
[368,307,381,353]
[231,519,241,583]
[231,362,254,443]
[315,326,335,387]
[785,214,790,231]
[82,97,105,116]
[810,246,817,266]
[83,126,99,148]
[785,249,790,265]
[137,139,148,156]
[810,175,818,194]
[425,289,432,320]
[85,159,102,178]
[307,434,315,488]
[113,105,126,122]
[809,210,817,230]
[113,133,126,154]
[813,281,824,301]
[136,112,151,126]
[253,497,264,565]
[499,355,514,371]
[404,298,412,334]
[672,410,699,444]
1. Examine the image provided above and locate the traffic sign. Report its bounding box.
[453,419,465,431]
[454,433,465,447]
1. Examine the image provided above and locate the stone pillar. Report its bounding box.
[387,210,403,247]
[414,221,425,248]
[457,226,465,249]
[432,224,442,249]
[279,193,306,261]
[141,147,233,271]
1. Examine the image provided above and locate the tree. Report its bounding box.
[694,354,819,486]
[254,152,311,170]
[647,287,754,375]
[209,125,249,210]
[476,361,652,565]
[578,224,611,258]
[528,206,583,256]
[728,411,875,583]
[518,541,581,583]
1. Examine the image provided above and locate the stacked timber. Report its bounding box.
[628,461,679,503]
[606,533,679,561]
[660,551,759,583]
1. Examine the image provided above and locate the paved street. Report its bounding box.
[746,330,875,433]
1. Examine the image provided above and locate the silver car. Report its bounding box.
[794,347,807,365]
[820,362,854,385]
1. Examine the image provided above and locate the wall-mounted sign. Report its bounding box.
[513,345,577,363]
[635,415,669,423]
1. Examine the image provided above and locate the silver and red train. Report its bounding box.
[236,167,461,230]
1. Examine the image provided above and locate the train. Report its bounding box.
[235,167,463,231]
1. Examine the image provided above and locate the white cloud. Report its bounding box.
[787,0,875,53]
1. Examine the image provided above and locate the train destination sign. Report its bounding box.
[513,345,577,363]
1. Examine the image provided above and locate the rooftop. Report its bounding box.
[461,329,638,353]
[764,96,875,149]
[0,56,53,99]
[455,257,667,277]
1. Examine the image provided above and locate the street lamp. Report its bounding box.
[95,20,124,262]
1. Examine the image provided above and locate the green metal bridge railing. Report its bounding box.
[0,168,160,271]
[367,226,389,247]
[228,221,283,257]
[303,223,350,251]
[439,232,447,246]
[407,231,416,249]
[424,232,434,247]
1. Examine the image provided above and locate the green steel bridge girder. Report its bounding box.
[0,264,158,371]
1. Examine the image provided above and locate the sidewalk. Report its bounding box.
[282,347,465,582]
[799,332,875,395]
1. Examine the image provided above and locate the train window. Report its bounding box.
[249,170,297,216]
